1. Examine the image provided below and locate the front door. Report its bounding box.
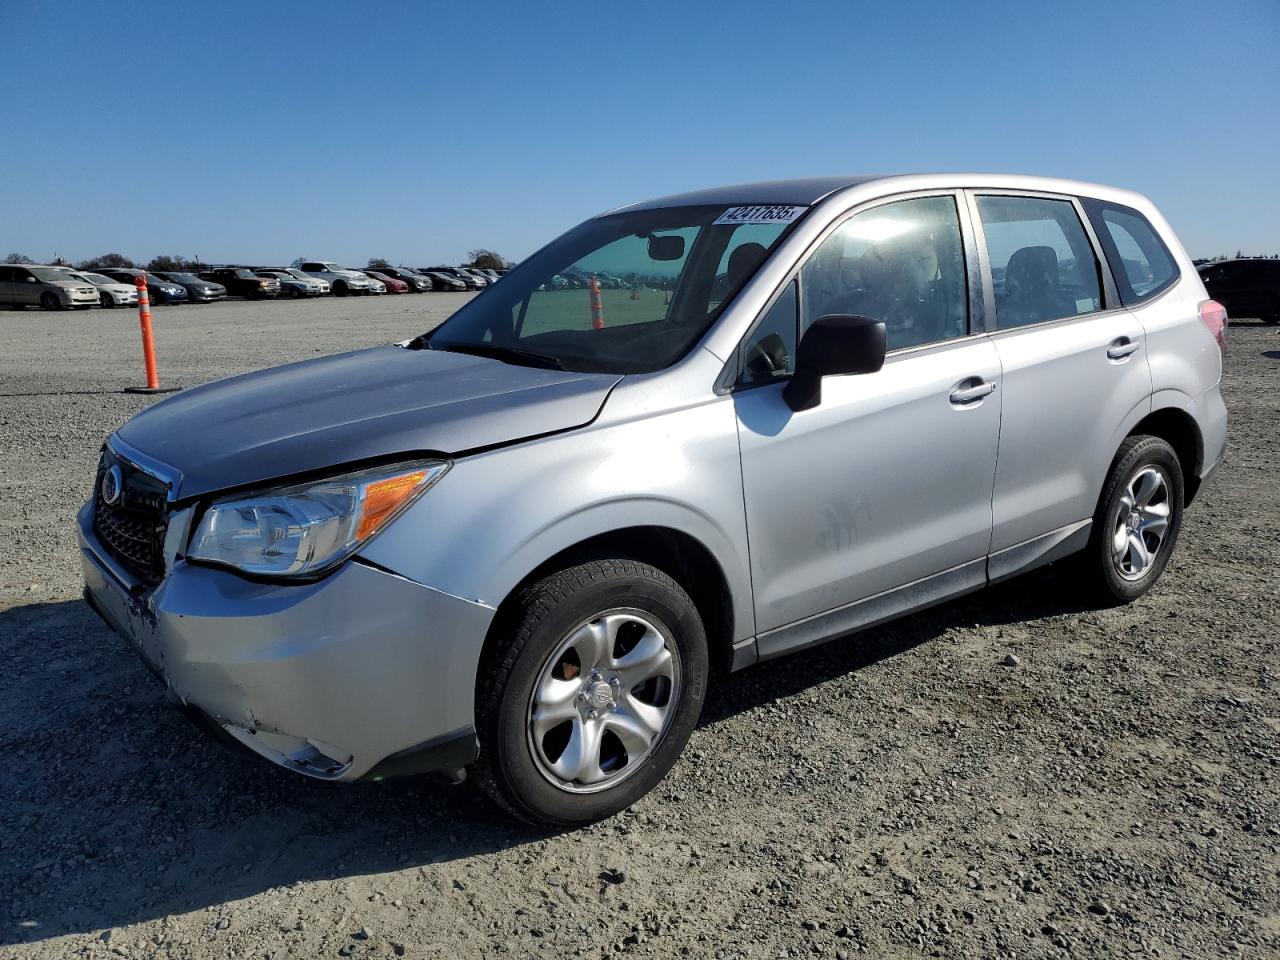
[733,194,1001,649]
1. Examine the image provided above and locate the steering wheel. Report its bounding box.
[744,337,785,379]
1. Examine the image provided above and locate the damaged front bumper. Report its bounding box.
[78,502,493,782]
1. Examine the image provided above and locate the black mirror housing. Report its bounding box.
[647,234,685,261]
[782,314,887,412]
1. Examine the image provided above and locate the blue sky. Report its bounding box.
[2,0,1276,266]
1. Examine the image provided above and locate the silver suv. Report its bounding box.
[81,175,1227,826]
[0,264,99,310]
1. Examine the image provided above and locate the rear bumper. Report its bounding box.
[78,502,492,781]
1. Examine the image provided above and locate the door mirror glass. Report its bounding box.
[782,314,886,412]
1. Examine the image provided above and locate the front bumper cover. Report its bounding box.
[79,503,492,781]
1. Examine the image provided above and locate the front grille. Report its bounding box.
[92,449,171,586]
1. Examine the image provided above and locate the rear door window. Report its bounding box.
[976,195,1103,329]
[1082,199,1178,304]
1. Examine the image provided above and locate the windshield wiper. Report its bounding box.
[427,340,564,370]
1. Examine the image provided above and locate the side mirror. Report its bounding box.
[26,276,38,283]
[782,314,886,412]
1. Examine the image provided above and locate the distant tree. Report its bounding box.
[367,257,391,269]
[4,252,34,264]
[467,249,506,270]
[146,255,185,272]
[78,252,136,270]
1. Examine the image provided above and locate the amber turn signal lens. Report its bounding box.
[356,470,429,540]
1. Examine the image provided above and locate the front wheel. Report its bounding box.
[40,292,61,311]
[100,292,114,308]
[475,559,708,827]
[1077,435,1184,604]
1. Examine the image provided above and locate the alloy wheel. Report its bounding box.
[528,610,680,794]
[1111,465,1172,580]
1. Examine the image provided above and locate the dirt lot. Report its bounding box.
[1,297,1277,959]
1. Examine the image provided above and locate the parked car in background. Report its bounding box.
[0,264,99,310]
[364,274,387,295]
[425,266,483,290]
[154,271,227,303]
[421,270,467,292]
[363,270,408,294]
[99,269,190,305]
[72,271,138,308]
[371,266,432,292]
[458,267,495,287]
[254,268,329,298]
[1198,258,1280,324]
[290,260,375,297]
[198,267,280,300]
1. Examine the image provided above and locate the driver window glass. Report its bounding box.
[800,196,968,351]
[737,280,797,386]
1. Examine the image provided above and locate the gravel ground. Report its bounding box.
[1,297,1277,960]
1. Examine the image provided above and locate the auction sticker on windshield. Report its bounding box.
[713,205,807,226]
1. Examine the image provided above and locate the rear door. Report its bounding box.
[0,267,14,306]
[11,267,40,305]
[972,191,1151,569]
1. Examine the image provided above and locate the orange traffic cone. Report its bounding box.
[590,276,605,329]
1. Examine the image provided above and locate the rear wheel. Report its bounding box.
[475,559,708,827]
[1077,435,1184,604]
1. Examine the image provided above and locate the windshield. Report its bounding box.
[423,204,801,374]
[146,274,170,284]
[30,267,74,282]
[80,272,113,285]
[285,269,311,280]
[166,272,200,282]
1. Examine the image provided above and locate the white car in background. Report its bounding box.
[289,259,375,297]
[75,271,139,308]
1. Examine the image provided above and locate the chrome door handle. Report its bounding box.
[949,379,997,404]
[1107,337,1141,360]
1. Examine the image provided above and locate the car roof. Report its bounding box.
[613,173,1152,215]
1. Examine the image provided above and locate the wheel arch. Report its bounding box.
[1128,405,1204,504]
[480,524,740,682]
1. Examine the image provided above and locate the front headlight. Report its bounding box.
[187,459,449,577]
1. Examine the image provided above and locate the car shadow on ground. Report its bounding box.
[1,565,1088,944]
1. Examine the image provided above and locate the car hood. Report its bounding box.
[114,343,622,500]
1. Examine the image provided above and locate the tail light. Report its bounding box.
[1199,300,1227,354]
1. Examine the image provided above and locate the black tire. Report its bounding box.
[332,281,348,297]
[40,292,60,311]
[1076,435,1184,604]
[100,293,113,308]
[474,559,708,827]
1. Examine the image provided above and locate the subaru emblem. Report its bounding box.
[101,464,123,506]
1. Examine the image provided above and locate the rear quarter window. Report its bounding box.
[1082,199,1179,305]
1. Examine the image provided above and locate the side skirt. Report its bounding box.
[735,519,1092,668]
[755,559,987,662]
